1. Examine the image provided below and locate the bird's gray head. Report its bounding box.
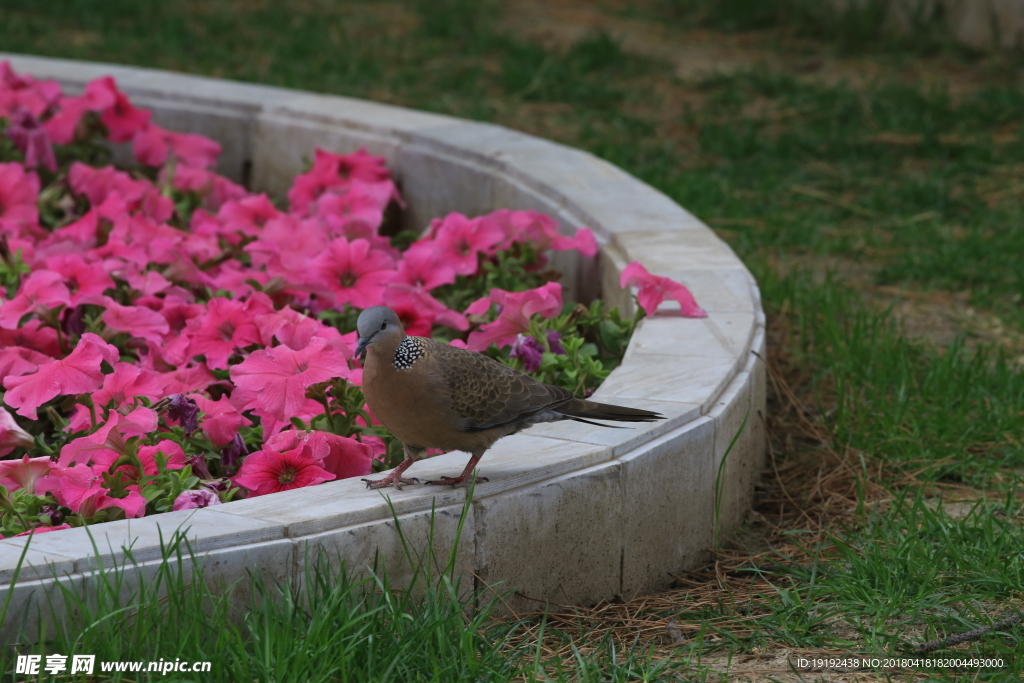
[355,306,404,360]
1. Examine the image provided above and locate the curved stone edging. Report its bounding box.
[0,53,766,632]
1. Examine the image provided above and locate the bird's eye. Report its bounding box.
[380,321,387,330]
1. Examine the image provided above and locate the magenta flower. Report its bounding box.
[36,465,147,519]
[172,488,221,511]
[188,393,251,447]
[0,345,53,379]
[57,407,159,468]
[426,213,504,276]
[97,77,152,142]
[229,336,351,424]
[43,254,115,306]
[233,441,335,496]
[489,209,599,257]
[172,296,270,370]
[5,107,57,172]
[215,193,282,239]
[0,61,62,118]
[43,77,117,144]
[91,439,186,480]
[67,362,165,433]
[0,161,40,234]
[619,261,706,318]
[287,148,394,215]
[0,270,71,330]
[68,162,173,222]
[311,237,397,310]
[465,282,564,351]
[101,301,171,343]
[133,123,222,169]
[3,333,119,419]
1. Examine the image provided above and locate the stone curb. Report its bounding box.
[0,54,766,633]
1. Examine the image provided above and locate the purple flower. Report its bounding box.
[221,433,248,472]
[6,108,57,172]
[546,330,566,355]
[510,334,545,372]
[167,393,200,436]
[172,488,221,511]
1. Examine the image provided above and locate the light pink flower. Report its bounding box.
[172,488,221,511]
[67,362,165,432]
[465,282,563,351]
[619,261,706,318]
[234,441,335,496]
[229,336,350,424]
[57,407,158,467]
[0,455,56,494]
[0,405,38,455]
[2,333,119,419]
[311,237,396,310]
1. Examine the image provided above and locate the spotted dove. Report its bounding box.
[355,306,664,489]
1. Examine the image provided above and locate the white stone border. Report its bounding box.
[0,54,765,632]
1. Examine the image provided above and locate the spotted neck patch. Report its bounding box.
[393,337,428,370]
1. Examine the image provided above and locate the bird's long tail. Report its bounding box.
[556,399,664,426]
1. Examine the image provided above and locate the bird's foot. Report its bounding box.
[423,474,489,488]
[361,473,421,490]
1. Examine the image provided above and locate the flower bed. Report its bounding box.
[0,54,765,629]
[0,63,707,538]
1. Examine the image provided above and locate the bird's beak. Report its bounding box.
[355,335,371,360]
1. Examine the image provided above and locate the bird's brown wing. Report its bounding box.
[426,339,572,431]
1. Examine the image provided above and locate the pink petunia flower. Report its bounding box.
[214,193,282,240]
[169,295,270,370]
[0,455,56,495]
[36,465,147,519]
[0,270,71,330]
[67,362,165,432]
[465,281,564,351]
[133,123,222,169]
[229,336,350,424]
[311,237,397,310]
[57,407,159,468]
[43,254,115,306]
[287,148,394,215]
[43,77,118,144]
[2,333,119,419]
[97,77,151,142]
[0,407,37,458]
[0,162,41,234]
[425,212,504,276]
[102,301,171,343]
[488,209,599,257]
[619,261,706,318]
[188,393,251,447]
[233,441,335,496]
[0,61,62,118]
[0,345,54,379]
[6,108,57,172]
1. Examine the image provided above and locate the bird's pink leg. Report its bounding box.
[362,446,423,490]
[424,452,488,488]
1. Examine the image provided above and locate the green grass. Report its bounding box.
[2,0,1024,679]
